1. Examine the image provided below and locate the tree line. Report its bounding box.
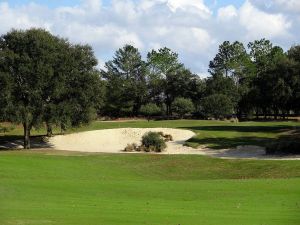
[102,39,300,120]
[0,28,299,148]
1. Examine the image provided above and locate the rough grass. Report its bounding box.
[0,151,300,225]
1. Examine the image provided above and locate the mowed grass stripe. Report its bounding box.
[0,152,300,225]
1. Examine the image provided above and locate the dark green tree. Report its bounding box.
[48,44,102,135]
[287,45,300,114]
[0,29,63,148]
[171,97,194,118]
[208,41,254,117]
[103,45,147,116]
[140,103,161,121]
[147,48,195,115]
[0,28,102,148]
[201,94,234,119]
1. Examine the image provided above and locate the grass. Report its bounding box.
[1,119,299,149]
[1,120,300,224]
[0,151,300,225]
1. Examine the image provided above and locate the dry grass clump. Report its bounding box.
[123,143,138,152]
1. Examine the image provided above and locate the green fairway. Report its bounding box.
[0,151,300,225]
[1,120,300,224]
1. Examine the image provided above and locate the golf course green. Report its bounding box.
[0,120,300,225]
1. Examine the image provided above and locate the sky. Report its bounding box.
[1,0,299,76]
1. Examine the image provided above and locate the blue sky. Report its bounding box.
[6,0,79,8]
[1,0,299,75]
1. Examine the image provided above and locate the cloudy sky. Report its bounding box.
[1,0,299,76]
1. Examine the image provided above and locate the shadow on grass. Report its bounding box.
[0,135,52,150]
[181,125,296,133]
[186,136,275,149]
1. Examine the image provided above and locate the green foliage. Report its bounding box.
[171,97,194,118]
[102,45,147,116]
[141,131,167,152]
[287,45,300,113]
[201,94,234,119]
[139,103,161,118]
[147,48,196,116]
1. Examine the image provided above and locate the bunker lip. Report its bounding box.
[48,128,300,160]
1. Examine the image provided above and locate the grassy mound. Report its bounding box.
[0,151,300,225]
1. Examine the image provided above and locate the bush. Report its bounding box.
[142,132,166,152]
[140,103,161,120]
[172,98,194,118]
[201,94,234,119]
[266,141,300,155]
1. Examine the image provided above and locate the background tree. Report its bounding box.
[208,41,254,118]
[171,97,194,118]
[287,45,300,114]
[147,48,194,115]
[102,45,147,116]
[247,40,291,119]
[201,94,234,119]
[139,103,161,121]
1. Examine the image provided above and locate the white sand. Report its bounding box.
[48,128,300,160]
[49,128,198,154]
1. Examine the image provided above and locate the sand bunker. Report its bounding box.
[48,128,300,159]
[49,128,198,154]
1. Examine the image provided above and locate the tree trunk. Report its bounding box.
[23,122,31,149]
[46,122,53,137]
[273,109,277,120]
[255,110,259,120]
[166,104,170,117]
[61,123,66,135]
[263,108,267,120]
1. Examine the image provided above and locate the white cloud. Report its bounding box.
[0,2,51,33]
[217,5,238,22]
[167,0,211,18]
[250,0,300,13]
[239,1,291,39]
[82,0,102,11]
[0,0,298,75]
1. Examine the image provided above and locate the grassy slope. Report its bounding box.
[0,152,300,225]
